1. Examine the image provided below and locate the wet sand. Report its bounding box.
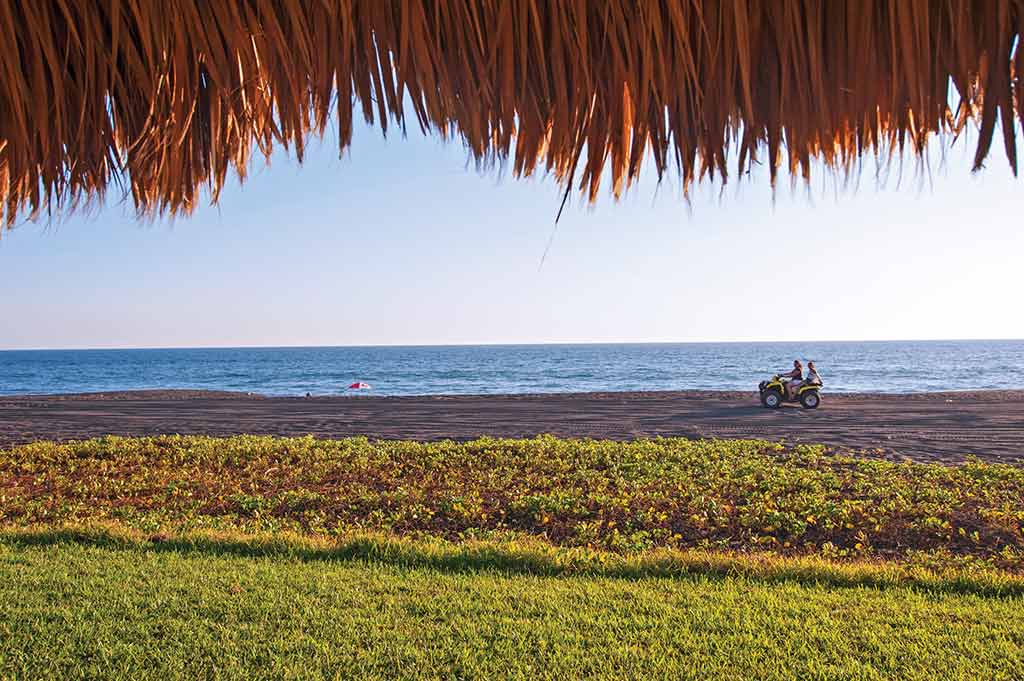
[2,390,1023,464]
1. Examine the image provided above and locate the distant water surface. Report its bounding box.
[1,341,1022,397]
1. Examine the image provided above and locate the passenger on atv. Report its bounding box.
[805,361,822,388]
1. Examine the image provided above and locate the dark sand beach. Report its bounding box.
[2,390,1023,464]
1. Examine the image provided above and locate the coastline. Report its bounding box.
[7,387,1024,401]
[3,389,1024,464]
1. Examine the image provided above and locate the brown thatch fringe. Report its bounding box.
[1,1,1022,226]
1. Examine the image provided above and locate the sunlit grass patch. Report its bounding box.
[4,524,1024,598]
[1,529,1023,681]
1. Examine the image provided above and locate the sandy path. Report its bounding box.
[2,390,1023,464]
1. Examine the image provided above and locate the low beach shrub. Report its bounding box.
[2,435,1023,568]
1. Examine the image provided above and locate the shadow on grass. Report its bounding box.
[3,525,1022,599]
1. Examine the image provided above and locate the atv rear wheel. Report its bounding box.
[763,389,783,408]
[800,390,821,409]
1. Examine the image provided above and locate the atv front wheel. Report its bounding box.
[800,391,821,409]
[763,389,783,408]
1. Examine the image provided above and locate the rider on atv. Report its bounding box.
[779,360,803,399]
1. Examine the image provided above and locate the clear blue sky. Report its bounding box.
[1,120,1022,350]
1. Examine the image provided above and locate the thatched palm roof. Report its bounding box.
[1,1,1022,226]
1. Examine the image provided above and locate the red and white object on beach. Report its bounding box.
[348,382,372,390]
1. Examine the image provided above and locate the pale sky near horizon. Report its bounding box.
[2,118,1023,350]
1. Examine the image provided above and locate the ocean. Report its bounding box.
[1,341,1022,397]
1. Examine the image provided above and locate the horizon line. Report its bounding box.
[2,337,1023,352]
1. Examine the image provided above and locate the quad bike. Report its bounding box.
[758,375,822,409]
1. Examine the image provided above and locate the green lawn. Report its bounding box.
[2,533,1023,680]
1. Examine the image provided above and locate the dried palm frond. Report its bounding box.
[1,1,1022,227]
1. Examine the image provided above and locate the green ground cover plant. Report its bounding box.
[2,435,1023,567]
